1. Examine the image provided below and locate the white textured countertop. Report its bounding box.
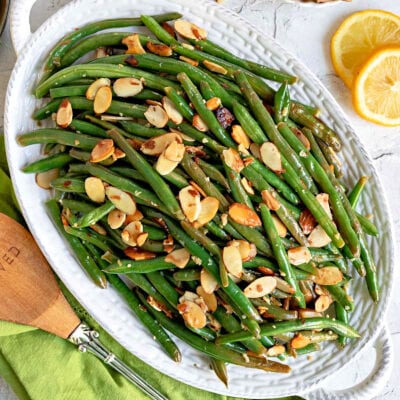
[0,0,399,399]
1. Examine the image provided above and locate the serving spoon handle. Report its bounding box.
[0,212,168,400]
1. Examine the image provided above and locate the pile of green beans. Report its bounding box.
[18,12,380,382]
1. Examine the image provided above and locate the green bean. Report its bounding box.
[199,81,216,101]
[250,299,299,321]
[274,81,290,123]
[348,176,369,208]
[260,204,305,308]
[356,213,378,236]
[69,148,91,162]
[294,343,320,356]
[297,330,338,344]
[63,225,111,252]
[164,86,194,121]
[105,257,175,274]
[119,120,168,138]
[60,199,96,214]
[335,302,348,347]
[70,119,108,137]
[50,177,86,193]
[146,271,179,309]
[173,268,200,282]
[22,153,73,173]
[75,201,115,228]
[243,256,277,270]
[195,158,230,191]
[205,220,231,241]
[210,358,228,387]
[50,85,88,98]
[108,129,184,220]
[46,199,107,288]
[316,137,343,178]
[142,225,166,241]
[325,284,354,312]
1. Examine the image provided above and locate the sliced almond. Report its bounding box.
[200,268,219,294]
[290,333,312,349]
[240,177,254,195]
[86,78,111,100]
[90,139,115,163]
[222,245,243,278]
[222,148,244,173]
[156,153,180,176]
[56,99,73,128]
[136,232,148,247]
[196,286,217,312]
[188,181,207,198]
[267,345,286,357]
[203,60,228,75]
[85,177,105,203]
[271,214,287,237]
[205,97,222,111]
[125,209,144,224]
[95,47,110,59]
[316,193,332,220]
[315,294,332,313]
[308,225,331,247]
[192,114,208,131]
[228,240,257,262]
[122,34,146,54]
[228,203,262,227]
[164,141,185,162]
[112,148,126,161]
[94,86,112,114]
[165,248,191,269]
[237,144,250,157]
[195,197,219,227]
[162,97,183,124]
[177,300,207,329]
[250,143,262,160]
[275,276,296,294]
[179,56,199,66]
[314,266,343,286]
[113,77,143,98]
[260,142,283,173]
[175,131,195,142]
[101,115,134,122]
[147,295,173,318]
[298,309,323,319]
[146,42,173,57]
[121,221,143,246]
[261,190,281,211]
[90,223,107,236]
[244,276,277,298]
[299,209,317,235]
[293,128,311,150]
[144,105,169,128]
[107,209,126,229]
[35,169,59,189]
[124,247,156,260]
[105,186,136,215]
[231,125,251,149]
[179,291,199,303]
[257,266,275,276]
[179,185,201,222]
[145,99,163,107]
[163,234,175,253]
[141,132,182,156]
[181,42,194,50]
[288,246,312,266]
[174,20,207,40]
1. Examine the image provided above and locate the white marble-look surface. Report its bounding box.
[0,0,399,399]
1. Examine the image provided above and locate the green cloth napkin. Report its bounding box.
[0,135,301,400]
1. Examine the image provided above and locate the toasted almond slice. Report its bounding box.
[101,115,134,122]
[155,153,180,176]
[94,86,112,114]
[179,291,199,303]
[122,34,146,54]
[249,143,261,160]
[136,232,148,247]
[121,221,143,246]
[240,177,254,195]
[299,209,317,235]
[222,148,244,173]
[222,245,243,278]
[144,105,169,128]
[288,246,312,266]
[90,139,115,163]
[260,142,283,173]
[228,240,257,262]
[298,309,323,319]
[293,128,311,150]
[196,286,218,312]
[141,132,182,156]
[95,47,109,59]
[163,234,175,253]
[112,148,126,161]
[316,193,332,220]
[35,169,59,189]
[90,223,107,236]
[195,197,219,227]
[205,97,222,111]
[192,114,208,131]
[56,99,73,128]
[113,77,143,98]
[228,203,262,227]
[181,42,194,50]
[257,266,275,276]
[231,125,251,149]
[275,276,296,294]
[267,345,286,357]
[314,284,328,296]
[174,20,207,40]
[124,247,156,260]
[290,333,312,349]
[315,294,333,313]
[308,225,331,247]
[237,144,250,157]
[165,248,191,268]
[261,190,281,211]
[146,42,173,57]
[146,99,163,107]
[179,55,199,66]
[125,209,144,224]
[162,96,183,124]
[106,186,136,215]
[271,214,287,238]
[164,141,185,162]
[147,295,173,318]
[314,266,343,286]
[244,276,277,298]
[107,209,126,229]
[200,268,219,294]
[177,300,207,328]
[189,181,207,198]
[86,78,111,100]
[203,60,228,75]
[179,185,201,222]
[174,131,195,142]
[85,177,105,203]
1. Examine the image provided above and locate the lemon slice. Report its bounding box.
[331,10,400,88]
[353,46,400,126]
